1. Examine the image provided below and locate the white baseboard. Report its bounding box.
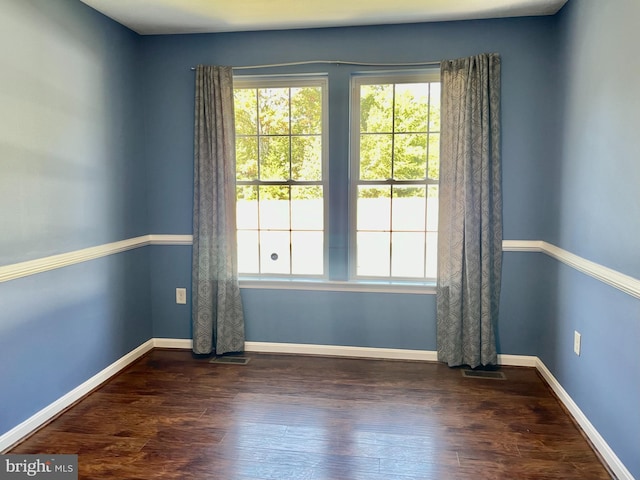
[150,339,540,367]
[0,339,154,453]
[153,338,193,349]
[245,341,540,367]
[535,358,633,480]
[244,341,439,361]
[151,339,439,361]
[497,353,538,367]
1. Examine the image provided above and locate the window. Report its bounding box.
[233,76,328,277]
[350,71,441,280]
[233,70,440,285]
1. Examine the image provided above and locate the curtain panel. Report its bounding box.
[192,65,245,355]
[437,54,502,368]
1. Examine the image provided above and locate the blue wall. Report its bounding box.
[0,0,151,437]
[0,0,148,263]
[538,1,640,476]
[555,0,640,277]
[140,18,560,241]
[139,10,640,476]
[140,17,560,354]
[0,250,151,434]
[1,1,638,476]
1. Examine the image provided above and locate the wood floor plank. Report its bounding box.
[8,350,612,479]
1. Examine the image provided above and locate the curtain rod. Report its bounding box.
[190,59,441,71]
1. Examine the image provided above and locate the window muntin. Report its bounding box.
[234,76,328,277]
[351,71,440,281]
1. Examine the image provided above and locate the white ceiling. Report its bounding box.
[80,0,568,35]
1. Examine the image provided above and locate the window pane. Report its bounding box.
[292,231,323,275]
[291,135,321,181]
[234,89,257,135]
[392,186,426,231]
[236,136,258,180]
[360,133,392,180]
[394,83,429,133]
[425,232,438,278]
[259,186,289,230]
[259,136,290,180]
[360,84,393,133]
[291,87,321,134]
[393,133,427,180]
[258,88,289,135]
[427,185,439,232]
[357,232,390,277]
[357,186,390,231]
[291,186,323,230]
[237,230,259,274]
[236,186,258,229]
[234,78,326,278]
[392,232,425,278]
[260,231,290,274]
[353,76,439,281]
[428,83,441,132]
[427,133,440,180]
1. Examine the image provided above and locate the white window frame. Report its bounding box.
[233,74,329,280]
[349,69,441,283]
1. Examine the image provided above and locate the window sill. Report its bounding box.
[238,278,436,295]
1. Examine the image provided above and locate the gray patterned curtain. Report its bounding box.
[192,65,245,355]
[437,54,502,368]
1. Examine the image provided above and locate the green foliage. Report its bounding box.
[358,185,390,199]
[236,185,322,202]
[258,87,289,135]
[236,185,257,201]
[394,83,429,132]
[259,185,289,201]
[236,136,258,180]
[360,84,393,133]
[234,86,323,183]
[394,133,427,180]
[393,185,425,198]
[291,87,321,134]
[292,135,322,181]
[360,134,392,180]
[234,80,438,205]
[292,185,322,200]
[234,89,257,135]
[259,136,289,180]
[358,184,435,200]
[428,133,439,180]
[359,81,441,191]
[428,83,441,132]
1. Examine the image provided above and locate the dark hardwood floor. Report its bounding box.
[9,350,612,479]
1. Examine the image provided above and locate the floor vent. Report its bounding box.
[209,356,251,365]
[462,369,506,380]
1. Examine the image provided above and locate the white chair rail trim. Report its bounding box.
[0,235,192,284]
[503,240,640,299]
[1,237,638,299]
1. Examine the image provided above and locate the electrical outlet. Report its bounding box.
[574,331,581,356]
[176,288,187,305]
